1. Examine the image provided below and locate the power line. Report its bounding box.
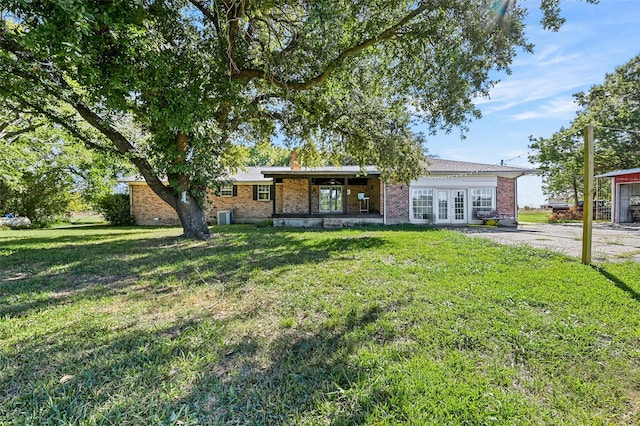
[593,125,640,135]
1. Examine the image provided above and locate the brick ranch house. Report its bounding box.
[120,158,535,227]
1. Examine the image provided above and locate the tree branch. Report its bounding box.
[233,3,430,90]
[188,0,221,35]
[225,0,248,75]
[72,101,176,205]
[0,31,176,204]
[1,122,44,139]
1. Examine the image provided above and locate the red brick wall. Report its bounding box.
[207,185,272,221]
[130,183,273,225]
[130,184,179,225]
[275,183,284,214]
[345,178,381,213]
[496,177,516,217]
[282,179,309,214]
[346,185,367,213]
[385,182,410,224]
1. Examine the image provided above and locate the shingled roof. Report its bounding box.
[119,158,536,184]
[423,158,536,174]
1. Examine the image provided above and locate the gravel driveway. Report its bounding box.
[455,222,640,263]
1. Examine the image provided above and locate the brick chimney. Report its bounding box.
[290,150,300,171]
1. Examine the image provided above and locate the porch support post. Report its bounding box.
[308,178,312,214]
[272,180,276,216]
[344,177,349,213]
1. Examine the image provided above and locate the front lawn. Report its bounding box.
[1,225,638,424]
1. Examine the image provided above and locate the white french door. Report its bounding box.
[435,189,466,224]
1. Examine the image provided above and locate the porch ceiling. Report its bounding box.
[262,166,380,179]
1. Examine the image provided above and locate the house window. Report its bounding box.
[412,188,433,221]
[254,184,271,201]
[220,185,234,197]
[471,188,494,219]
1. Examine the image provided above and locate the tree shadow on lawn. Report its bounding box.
[2,300,393,424]
[0,227,388,318]
[592,265,640,302]
[176,305,390,424]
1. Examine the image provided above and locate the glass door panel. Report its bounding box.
[437,191,449,221]
[453,190,466,222]
[319,186,343,213]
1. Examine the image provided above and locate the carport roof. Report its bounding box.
[596,167,640,178]
[261,165,380,178]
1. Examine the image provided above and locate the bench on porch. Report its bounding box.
[476,210,501,226]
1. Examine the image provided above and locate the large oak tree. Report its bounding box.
[0,0,586,239]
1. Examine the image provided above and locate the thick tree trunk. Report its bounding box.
[173,194,211,240]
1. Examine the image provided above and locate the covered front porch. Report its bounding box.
[262,167,385,227]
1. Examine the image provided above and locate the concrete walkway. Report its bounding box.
[455,222,640,263]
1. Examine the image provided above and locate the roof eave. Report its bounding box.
[262,170,381,178]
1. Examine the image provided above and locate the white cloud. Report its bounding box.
[518,175,546,207]
[474,1,640,118]
[512,97,579,120]
[475,47,613,116]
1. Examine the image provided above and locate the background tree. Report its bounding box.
[0,1,590,239]
[529,128,584,203]
[0,102,131,223]
[530,53,640,202]
[240,142,291,167]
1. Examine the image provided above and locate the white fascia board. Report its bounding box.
[411,176,497,188]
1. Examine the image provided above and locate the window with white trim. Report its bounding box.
[412,188,433,221]
[471,188,494,219]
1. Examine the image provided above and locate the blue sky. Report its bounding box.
[418,0,640,207]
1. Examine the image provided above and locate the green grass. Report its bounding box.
[517,209,552,223]
[518,209,611,225]
[1,225,639,424]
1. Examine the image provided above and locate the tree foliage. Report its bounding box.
[0,0,589,238]
[530,54,640,201]
[239,142,291,167]
[0,101,131,222]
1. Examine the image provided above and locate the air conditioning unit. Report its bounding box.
[217,210,232,225]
